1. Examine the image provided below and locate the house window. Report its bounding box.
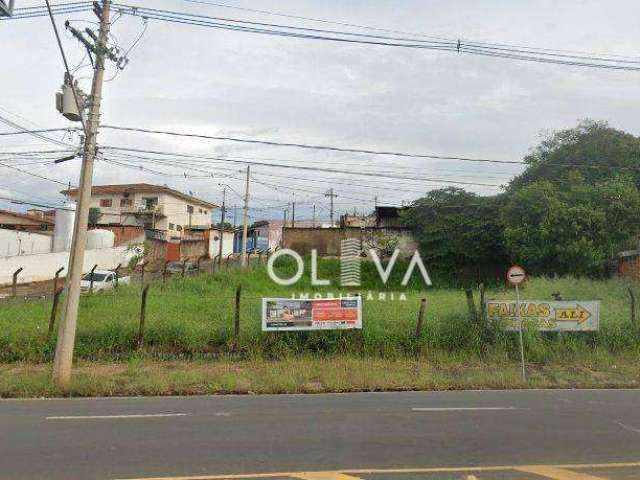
[204,210,208,215]
[100,199,112,207]
[199,208,203,214]
[187,205,194,214]
[120,198,132,207]
[169,223,175,230]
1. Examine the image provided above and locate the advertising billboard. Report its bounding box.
[487,300,600,332]
[262,297,362,331]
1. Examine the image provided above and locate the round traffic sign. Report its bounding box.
[507,265,526,286]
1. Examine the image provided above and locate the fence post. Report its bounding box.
[226,254,233,271]
[12,267,23,298]
[137,284,150,349]
[478,282,487,327]
[162,260,169,285]
[53,267,64,296]
[48,287,64,340]
[465,288,478,324]
[415,297,427,338]
[629,288,637,333]
[89,264,98,294]
[181,258,188,278]
[114,264,121,288]
[212,255,219,273]
[233,284,241,352]
[140,261,148,287]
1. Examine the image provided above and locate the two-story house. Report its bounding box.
[63,183,217,238]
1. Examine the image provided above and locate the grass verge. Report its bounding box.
[1,354,639,398]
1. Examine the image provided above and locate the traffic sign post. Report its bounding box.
[507,265,527,382]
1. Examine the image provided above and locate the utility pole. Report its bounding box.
[291,201,296,228]
[217,186,226,268]
[312,204,316,228]
[325,188,337,227]
[53,0,112,389]
[232,204,237,227]
[240,165,250,267]
[283,208,288,229]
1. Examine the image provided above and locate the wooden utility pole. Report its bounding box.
[240,166,250,267]
[291,201,296,228]
[312,204,316,228]
[218,186,226,269]
[53,0,112,390]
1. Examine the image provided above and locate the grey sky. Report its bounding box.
[2,0,640,222]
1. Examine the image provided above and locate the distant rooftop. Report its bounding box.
[62,183,218,209]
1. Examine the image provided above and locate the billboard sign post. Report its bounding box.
[262,297,362,331]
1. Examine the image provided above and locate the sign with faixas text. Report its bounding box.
[487,300,600,332]
[262,298,362,331]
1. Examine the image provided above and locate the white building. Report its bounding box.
[63,183,218,237]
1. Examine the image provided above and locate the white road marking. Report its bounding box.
[411,407,524,412]
[45,413,189,420]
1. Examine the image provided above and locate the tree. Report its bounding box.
[503,173,640,276]
[363,230,400,258]
[215,221,234,230]
[402,187,509,271]
[88,207,102,226]
[511,119,640,189]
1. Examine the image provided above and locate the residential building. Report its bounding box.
[0,209,54,231]
[62,183,218,237]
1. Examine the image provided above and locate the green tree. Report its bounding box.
[503,173,640,276]
[88,207,102,227]
[402,187,509,271]
[511,119,640,189]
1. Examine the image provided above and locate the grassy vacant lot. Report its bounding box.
[1,258,639,396]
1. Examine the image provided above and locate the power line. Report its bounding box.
[7,2,640,71]
[175,0,640,63]
[101,145,501,187]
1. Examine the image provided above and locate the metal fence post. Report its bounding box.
[162,260,169,285]
[140,261,148,287]
[53,267,64,296]
[48,287,64,340]
[415,298,427,338]
[114,264,121,288]
[137,284,150,349]
[233,285,241,352]
[12,267,23,298]
[89,264,98,294]
[181,258,188,278]
[629,287,637,334]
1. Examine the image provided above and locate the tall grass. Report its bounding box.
[1,259,639,363]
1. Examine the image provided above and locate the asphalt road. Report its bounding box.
[1,390,640,480]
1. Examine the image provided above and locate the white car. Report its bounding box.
[80,270,130,293]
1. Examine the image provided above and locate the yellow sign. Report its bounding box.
[486,300,600,331]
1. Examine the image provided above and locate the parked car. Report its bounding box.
[80,270,130,293]
[165,261,198,275]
